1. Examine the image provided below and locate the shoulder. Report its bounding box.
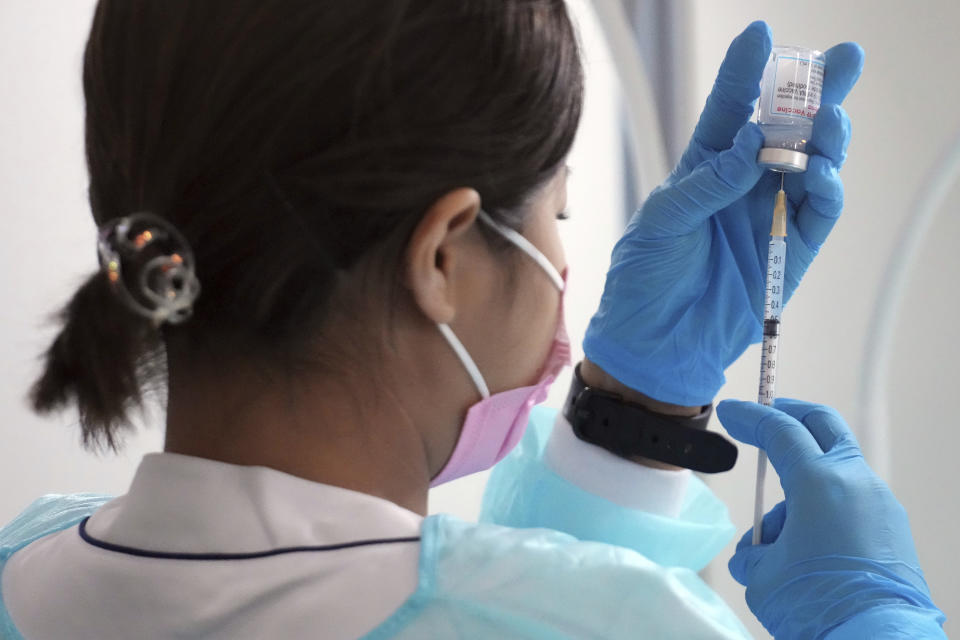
[1,493,114,555]
[423,513,683,598]
[414,513,749,638]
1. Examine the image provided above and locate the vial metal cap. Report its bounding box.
[758,148,809,173]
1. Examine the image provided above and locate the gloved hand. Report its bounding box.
[717,398,946,639]
[583,22,865,406]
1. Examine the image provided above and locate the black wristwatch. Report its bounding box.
[561,363,737,473]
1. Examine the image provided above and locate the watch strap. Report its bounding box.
[562,363,737,473]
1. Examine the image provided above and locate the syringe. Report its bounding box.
[753,173,787,545]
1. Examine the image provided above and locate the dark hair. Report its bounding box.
[30,0,584,451]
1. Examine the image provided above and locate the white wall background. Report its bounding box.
[1,1,956,638]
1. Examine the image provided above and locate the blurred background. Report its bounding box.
[1,1,956,637]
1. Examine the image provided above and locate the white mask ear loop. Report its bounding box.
[476,209,564,291]
[437,323,491,399]
[436,208,563,401]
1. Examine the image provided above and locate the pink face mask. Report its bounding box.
[430,210,571,487]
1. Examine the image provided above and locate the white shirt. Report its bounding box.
[3,412,689,639]
[4,452,424,639]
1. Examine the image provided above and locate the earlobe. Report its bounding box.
[403,188,482,325]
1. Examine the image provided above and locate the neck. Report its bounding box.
[163,358,436,516]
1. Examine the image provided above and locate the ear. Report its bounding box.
[403,188,481,324]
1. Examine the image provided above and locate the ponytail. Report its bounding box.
[30,271,160,452]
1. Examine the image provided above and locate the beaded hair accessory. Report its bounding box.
[97,213,201,326]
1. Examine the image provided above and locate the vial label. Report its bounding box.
[769,55,824,120]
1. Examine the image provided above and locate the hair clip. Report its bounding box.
[97,212,201,326]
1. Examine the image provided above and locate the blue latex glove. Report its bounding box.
[583,22,865,406]
[717,399,946,639]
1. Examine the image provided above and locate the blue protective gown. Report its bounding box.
[0,406,750,638]
[1,406,933,638]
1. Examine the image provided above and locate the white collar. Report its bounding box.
[84,452,424,554]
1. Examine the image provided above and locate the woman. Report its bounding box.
[0,1,945,638]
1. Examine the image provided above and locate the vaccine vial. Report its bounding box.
[756,45,826,172]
